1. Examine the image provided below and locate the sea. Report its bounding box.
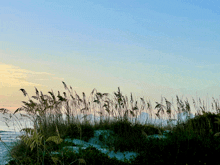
[0,131,25,165]
[0,112,34,165]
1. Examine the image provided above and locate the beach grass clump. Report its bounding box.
[1,81,220,164]
[183,111,220,138]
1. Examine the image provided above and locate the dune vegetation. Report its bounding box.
[1,81,220,165]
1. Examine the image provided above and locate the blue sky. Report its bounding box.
[1,0,220,128]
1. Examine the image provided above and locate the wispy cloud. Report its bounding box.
[0,64,64,87]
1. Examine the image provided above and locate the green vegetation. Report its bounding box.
[1,81,220,165]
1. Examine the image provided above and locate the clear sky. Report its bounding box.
[1,0,220,126]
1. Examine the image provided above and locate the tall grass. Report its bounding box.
[1,81,220,165]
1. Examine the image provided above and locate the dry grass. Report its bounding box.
[0,81,220,165]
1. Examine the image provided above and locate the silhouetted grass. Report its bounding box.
[1,81,220,165]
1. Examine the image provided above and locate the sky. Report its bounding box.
[1,0,220,131]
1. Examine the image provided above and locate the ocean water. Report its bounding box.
[0,113,34,165]
[0,131,25,165]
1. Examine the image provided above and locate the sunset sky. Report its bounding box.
[1,0,220,127]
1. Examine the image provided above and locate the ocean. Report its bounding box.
[0,131,25,165]
[0,112,34,165]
